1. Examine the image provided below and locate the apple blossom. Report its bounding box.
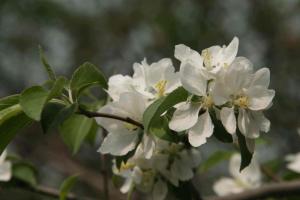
[96,92,155,158]
[212,57,275,139]
[213,153,262,196]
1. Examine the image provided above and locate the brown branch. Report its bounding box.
[206,180,300,200]
[101,129,110,200]
[30,185,79,200]
[78,107,144,129]
[260,165,282,182]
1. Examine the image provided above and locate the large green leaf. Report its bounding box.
[0,112,32,154]
[211,114,233,143]
[0,104,23,125]
[39,46,56,81]
[41,103,76,134]
[143,87,188,136]
[70,62,107,98]
[20,86,49,121]
[60,114,95,154]
[149,116,179,142]
[199,151,233,173]
[236,130,253,171]
[0,95,20,110]
[59,174,79,200]
[20,77,67,121]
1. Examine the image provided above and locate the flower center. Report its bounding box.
[124,122,138,131]
[234,96,249,108]
[203,95,214,108]
[155,80,167,97]
[202,49,212,68]
[120,162,135,171]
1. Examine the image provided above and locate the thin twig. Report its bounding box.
[260,165,282,182]
[206,179,300,200]
[101,129,110,200]
[78,107,144,129]
[31,185,78,200]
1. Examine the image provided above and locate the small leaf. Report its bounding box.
[13,162,38,187]
[199,151,233,173]
[20,86,49,121]
[0,112,32,154]
[41,103,76,134]
[47,77,67,101]
[0,95,20,110]
[39,46,56,81]
[85,121,99,146]
[143,87,188,136]
[60,114,95,154]
[59,174,79,200]
[236,130,253,171]
[150,116,179,142]
[70,62,107,98]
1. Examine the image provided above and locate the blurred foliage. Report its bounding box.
[0,0,300,198]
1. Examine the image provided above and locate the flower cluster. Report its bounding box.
[95,37,275,197]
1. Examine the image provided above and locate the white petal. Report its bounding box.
[180,62,207,96]
[238,108,248,136]
[171,158,194,181]
[238,109,260,139]
[141,134,156,159]
[245,138,255,153]
[251,68,270,88]
[169,102,201,132]
[286,153,300,173]
[247,87,275,111]
[107,74,134,101]
[118,92,146,120]
[132,166,143,184]
[98,132,138,156]
[152,179,168,200]
[220,107,236,134]
[0,161,12,182]
[174,44,203,67]
[223,37,239,65]
[120,178,133,193]
[188,110,214,147]
[213,177,243,196]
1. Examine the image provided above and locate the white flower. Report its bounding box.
[213,153,262,196]
[132,58,181,99]
[153,142,201,186]
[169,96,215,147]
[212,57,275,138]
[0,150,12,182]
[106,58,181,102]
[96,92,155,158]
[175,37,238,78]
[285,153,300,173]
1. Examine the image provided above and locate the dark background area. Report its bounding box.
[0,0,300,199]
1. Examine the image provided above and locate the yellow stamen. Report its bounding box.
[120,162,135,171]
[155,80,167,97]
[203,95,214,108]
[234,96,249,108]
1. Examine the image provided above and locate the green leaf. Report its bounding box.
[143,87,188,137]
[59,174,79,200]
[85,121,99,146]
[41,103,76,134]
[47,77,67,100]
[199,151,233,173]
[149,116,179,142]
[70,62,107,98]
[0,112,32,154]
[211,114,233,143]
[60,114,95,154]
[0,104,23,125]
[20,86,49,121]
[236,130,253,171]
[39,45,56,81]
[13,162,38,187]
[0,95,20,110]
